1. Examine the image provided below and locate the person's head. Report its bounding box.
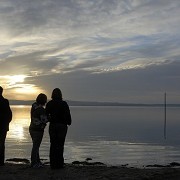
[36,93,47,106]
[51,88,62,100]
[0,86,3,96]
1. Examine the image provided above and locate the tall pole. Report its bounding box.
[164,92,167,139]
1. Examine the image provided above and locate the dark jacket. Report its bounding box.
[29,102,48,131]
[46,99,71,125]
[0,95,12,131]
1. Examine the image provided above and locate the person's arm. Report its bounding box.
[45,102,51,122]
[37,107,48,124]
[64,102,72,125]
[5,99,12,123]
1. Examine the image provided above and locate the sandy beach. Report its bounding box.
[1,160,180,180]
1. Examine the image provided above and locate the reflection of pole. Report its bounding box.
[164,92,167,139]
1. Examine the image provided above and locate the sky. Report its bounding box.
[0,0,180,103]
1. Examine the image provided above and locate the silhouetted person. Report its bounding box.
[29,93,48,168]
[0,86,12,166]
[46,88,71,169]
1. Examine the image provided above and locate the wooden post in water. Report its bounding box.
[164,92,167,139]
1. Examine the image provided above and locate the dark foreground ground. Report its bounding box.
[1,162,180,180]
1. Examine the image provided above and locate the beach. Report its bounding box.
[1,161,180,180]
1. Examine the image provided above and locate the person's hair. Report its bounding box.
[36,93,47,105]
[51,88,62,100]
[0,86,3,95]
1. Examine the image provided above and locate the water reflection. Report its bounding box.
[5,105,180,166]
[7,105,30,141]
[9,124,24,140]
[65,139,180,166]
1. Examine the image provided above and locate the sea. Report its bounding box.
[5,105,180,167]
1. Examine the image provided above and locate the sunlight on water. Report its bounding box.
[9,124,24,140]
[7,105,30,141]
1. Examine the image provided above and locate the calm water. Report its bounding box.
[5,105,180,166]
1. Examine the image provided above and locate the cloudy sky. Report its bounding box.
[0,0,180,103]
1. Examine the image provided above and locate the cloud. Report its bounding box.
[27,60,180,103]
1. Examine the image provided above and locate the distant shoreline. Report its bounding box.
[9,100,180,107]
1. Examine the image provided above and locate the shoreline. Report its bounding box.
[1,159,180,180]
[5,157,180,168]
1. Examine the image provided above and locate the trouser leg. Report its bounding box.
[49,124,67,169]
[29,130,43,166]
[0,131,7,165]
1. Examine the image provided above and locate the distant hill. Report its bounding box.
[9,100,180,107]
[10,100,34,105]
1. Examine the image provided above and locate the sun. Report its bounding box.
[9,75,26,85]
[0,74,45,100]
[0,75,27,87]
[11,84,44,100]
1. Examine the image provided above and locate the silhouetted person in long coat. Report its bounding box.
[0,86,12,166]
[46,88,71,169]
